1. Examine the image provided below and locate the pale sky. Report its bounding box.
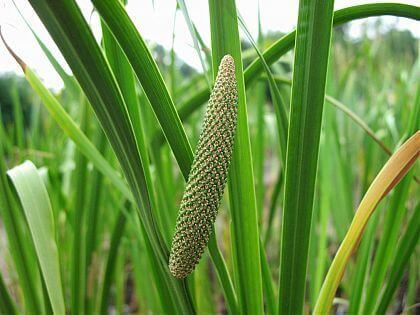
[0,0,419,89]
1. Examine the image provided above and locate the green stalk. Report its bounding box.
[238,15,288,165]
[71,99,89,315]
[405,254,418,313]
[84,130,107,313]
[114,245,125,315]
[278,1,334,314]
[207,234,239,315]
[194,258,216,315]
[0,270,17,315]
[0,108,12,155]
[131,232,162,314]
[309,162,330,308]
[99,209,127,315]
[151,145,178,246]
[102,4,193,311]
[253,81,266,220]
[375,203,420,314]
[264,169,283,246]
[28,100,41,151]
[11,81,25,150]
[253,11,266,219]
[260,240,276,314]
[209,1,263,313]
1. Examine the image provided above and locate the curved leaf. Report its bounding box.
[314,131,420,314]
[7,161,65,315]
[175,4,420,124]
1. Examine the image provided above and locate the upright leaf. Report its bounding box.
[278,1,335,314]
[208,1,263,313]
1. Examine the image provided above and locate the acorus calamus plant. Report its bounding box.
[169,55,238,279]
[0,1,419,314]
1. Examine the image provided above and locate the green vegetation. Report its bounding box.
[0,1,419,314]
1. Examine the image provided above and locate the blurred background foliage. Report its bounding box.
[0,18,418,314]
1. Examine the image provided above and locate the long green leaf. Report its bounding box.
[26,1,193,313]
[101,14,174,313]
[260,240,276,314]
[0,108,12,154]
[99,208,128,315]
[264,169,283,246]
[24,68,132,201]
[269,75,395,159]
[7,161,65,315]
[238,16,285,313]
[209,1,263,313]
[91,0,193,179]
[238,15,288,165]
[245,4,420,87]
[10,82,25,149]
[70,99,89,315]
[84,129,107,314]
[207,234,239,315]
[176,0,211,87]
[12,0,80,96]
[174,4,420,124]
[93,1,238,312]
[278,1,334,314]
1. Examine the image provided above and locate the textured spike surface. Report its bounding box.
[169,55,238,278]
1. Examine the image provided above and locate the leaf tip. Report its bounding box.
[0,26,27,72]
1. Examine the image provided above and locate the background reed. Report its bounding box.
[0,1,419,314]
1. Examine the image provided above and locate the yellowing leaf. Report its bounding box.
[314,131,420,314]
